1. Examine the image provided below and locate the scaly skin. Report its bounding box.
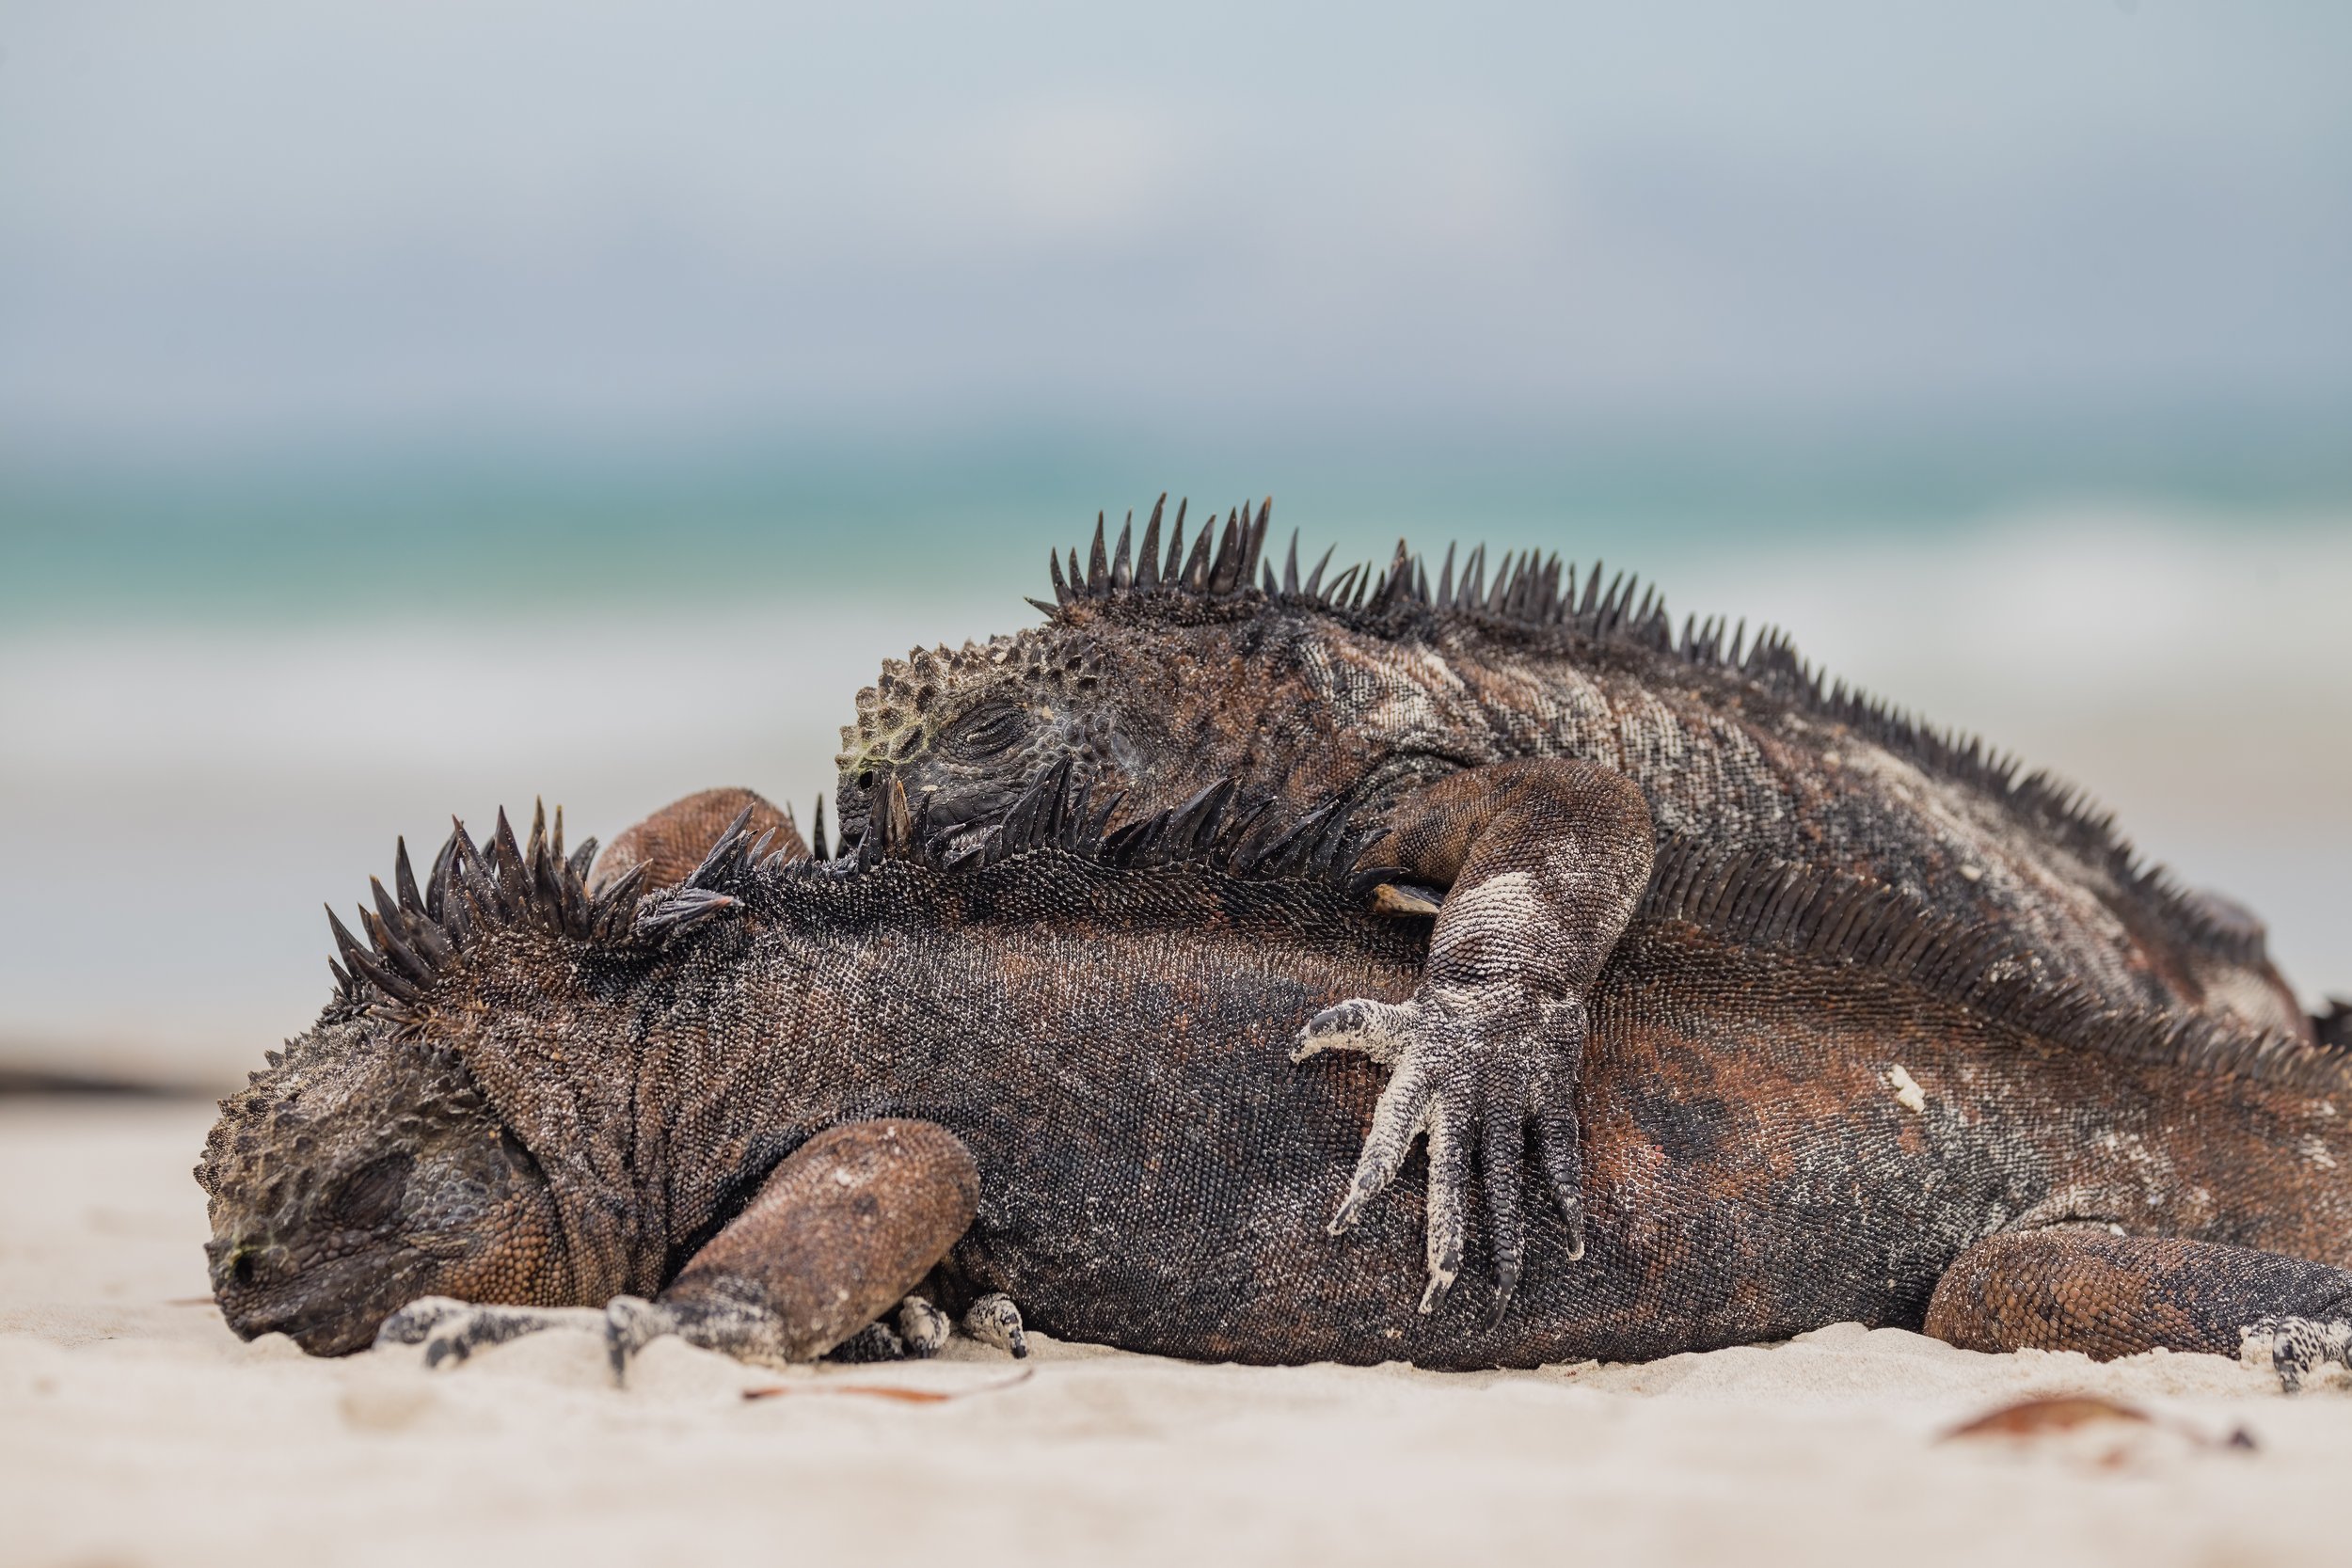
[199,783,2352,1385]
[826,504,2322,1307]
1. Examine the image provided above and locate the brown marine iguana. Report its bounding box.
[828,501,2334,1309]
[199,776,2352,1387]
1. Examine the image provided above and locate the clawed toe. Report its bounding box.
[1293,997,1412,1066]
[963,1292,1029,1358]
[898,1295,951,1357]
[373,1299,605,1370]
[2242,1315,2352,1393]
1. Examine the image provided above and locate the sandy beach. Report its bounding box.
[8,1095,2351,1568]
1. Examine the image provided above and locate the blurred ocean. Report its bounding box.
[4,455,2346,1087]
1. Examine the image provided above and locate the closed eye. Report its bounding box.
[941,701,1030,759]
[324,1152,412,1230]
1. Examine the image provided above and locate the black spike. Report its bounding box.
[684,803,759,889]
[1087,514,1109,594]
[1436,544,1455,608]
[1163,499,1189,582]
[327,904,420,1005]
[1367,539,1411,613]
[1282,531,1301,594]
[1112,514,1133,590]
[428,820,473,926]
[591,863,648,939]
[566,836,598,884]
[1206,509,1243,594]
[1136,495,1166,590]
[369,873,403,931]
[811,796,830,863]
[1180,514,1215,589]
[1302,545,1335,600]
[1327,562,1363,608]
[1169,778,1234,851]
[1262,562,1279,594]
[1047,548,1070,604]
[362,905,432,985]
[1460,544,1486,609]
[326,902,368,968]
[393,837,423,914]
[1241,499,1271,585]
[491,808,530,911]
[1486,551,1514,613]
[633,887,741,938]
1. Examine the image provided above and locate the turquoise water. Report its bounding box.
[8,420,2349,624]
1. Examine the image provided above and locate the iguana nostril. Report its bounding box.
[230,1250,258,1288]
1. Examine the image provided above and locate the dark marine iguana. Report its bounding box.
[826,500,2336,1309]
[199,774,2352,1387]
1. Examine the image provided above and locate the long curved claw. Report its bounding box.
[1482,1095,1529,1317]
[1328,1052,1436,1234]
[1296,988,1592,1314]
[1421,1101,1471,1314]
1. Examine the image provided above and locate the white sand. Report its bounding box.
[7,1100,2352,1568]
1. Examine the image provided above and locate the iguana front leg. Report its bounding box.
[1295,758,1653,1314]
[605,1118,979,1376]
[376,1119,982,1375]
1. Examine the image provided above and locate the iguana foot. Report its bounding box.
[1295,990,1588,1314]
[2241,1316,2352,1393]
[823,1321,909,1362]
[375,1295,607,1369]
[962,1292,1029,1358]
[601,1291,955,1378]
[820,1296,951,1363]
[898,1293,952,1357]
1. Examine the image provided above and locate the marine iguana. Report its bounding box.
[828,501,2333,1308]
[198,776,2352,1387]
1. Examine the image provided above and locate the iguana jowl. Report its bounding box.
[199,778,2352,1386]
[829,501,2329,1309]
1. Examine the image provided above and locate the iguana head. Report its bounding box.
[197,1007,562,1354]
[196,806,642,1354]
[834,499,1391,853]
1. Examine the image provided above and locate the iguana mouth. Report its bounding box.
[215,1255,430,1355]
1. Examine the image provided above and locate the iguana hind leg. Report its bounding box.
[1927,1231,2352,1389]
[1295,758,1654,1315]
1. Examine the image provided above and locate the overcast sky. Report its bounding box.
[3,2,2347,458]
